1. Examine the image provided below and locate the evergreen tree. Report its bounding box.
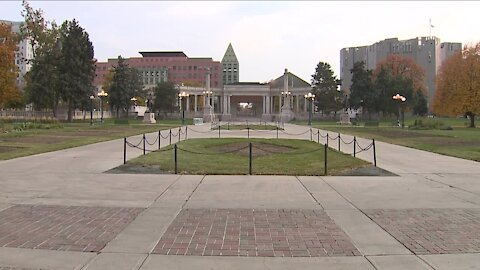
[311,61,343,115]
[152,82,177,115]
[349,61,376,114]
[413,89,428,116]
[107,56,143,117]
[58,19,95,121]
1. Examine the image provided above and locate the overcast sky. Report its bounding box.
[2,1,479,83]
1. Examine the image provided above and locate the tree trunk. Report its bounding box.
[467,112,475,128]
[67,105,73,122]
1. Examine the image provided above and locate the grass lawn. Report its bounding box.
[306,117,480,162]
[125,138,370,176]
[0,118,182,160]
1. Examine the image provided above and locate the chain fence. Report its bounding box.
[123,123,377,174]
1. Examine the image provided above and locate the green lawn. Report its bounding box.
[306,117,480,161]
[0,118,182,160]
[126,138,370,175]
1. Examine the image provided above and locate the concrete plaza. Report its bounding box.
[0,123,479,270]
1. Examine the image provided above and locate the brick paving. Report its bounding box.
[365,208,480,255]
[152,208,360,257]
[0,268,46,270]
[0,205,143,252]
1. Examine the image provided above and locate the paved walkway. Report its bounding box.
[0,123,479,270]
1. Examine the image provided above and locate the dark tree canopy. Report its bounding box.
[58,19,96,121]
[152,82,178,114]
[311,61,343,114]
[107,56,143,118]
[348,61,375,112]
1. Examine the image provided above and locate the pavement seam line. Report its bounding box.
[147,174,183,208]
[295,176,324,209]
[181,175,206,209]
[135,253,150,270]
[363,255,380,270]
[79,251,100,270]
[319,176,419,257]
[423,174,480,197]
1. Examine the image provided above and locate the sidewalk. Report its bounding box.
[0,123,478,270]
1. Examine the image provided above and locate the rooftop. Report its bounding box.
[139,51,187,58]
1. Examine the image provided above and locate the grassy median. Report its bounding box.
[124,138,371,176]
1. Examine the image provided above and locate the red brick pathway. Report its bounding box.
[152,209,359,257]
[365,208,480,254]
[0,205,143,252]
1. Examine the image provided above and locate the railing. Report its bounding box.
[123,125,377,175]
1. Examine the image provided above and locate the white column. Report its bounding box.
[194,95,197,112]
[186,96,190,112]
[227,95,231,114]
[304,97,307,112]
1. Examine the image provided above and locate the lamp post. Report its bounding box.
[392,93,406,128]
[89,95,95,126]
[130,97,137,118]
[98,90,108,123]
[304,93,315,126]
[178,91,189,125]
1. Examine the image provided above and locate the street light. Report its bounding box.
[130,97,137,118]
[178,91,190,125]
[89,95,95,126]
[304,92,315,126]
[98,90,108,123]
[392,93,407,128]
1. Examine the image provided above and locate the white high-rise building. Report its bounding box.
[340,36,462,111]
[1,20,34,90]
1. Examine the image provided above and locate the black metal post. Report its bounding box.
[324,143,327,175]
[174,144,178,174]
[373,139,377,167]
[143,134,146,155]
[123,137,126,164]
[100,97,104,123]
[353,137,356,157]
[178,127,181,143]
[249,142,252,175]
[338,133,341,151]
[310,128,312,141]
[228,122,230,130]
[185,126,188,140]
[326,133,329,147]
[247,127,250,139]
[158,130,161,150]
[169,129,172,145]
[219,124,221,138]
[182,110,185,125]
[90,108,93,126]
[276,126,279,139]
[317,129,320,144]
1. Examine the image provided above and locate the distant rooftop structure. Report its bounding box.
[139,51,187,58]
[221,43,239,85]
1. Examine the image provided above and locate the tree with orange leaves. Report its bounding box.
[434,43,480,128]
[0,23,22,108]
[374,54,426,94]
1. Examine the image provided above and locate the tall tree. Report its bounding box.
[152,82,177,115]
[58,19,95,121]
[21,0,63,115]
[0,23,22,108]
[107,56,143,117]
[374,67,414,117]
[311,61,343,115]
[374,54,426,95]
[434,43,480,127]
[348,61,376,114]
